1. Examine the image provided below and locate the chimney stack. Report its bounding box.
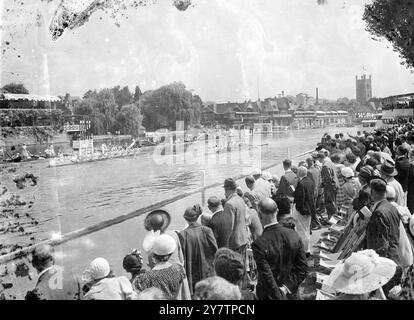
[316,88,319,105]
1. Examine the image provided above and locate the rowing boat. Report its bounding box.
[49,148,142,168]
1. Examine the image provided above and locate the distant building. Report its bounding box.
[356,75,372,104]
[296,93,308,106]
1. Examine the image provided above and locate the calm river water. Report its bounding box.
[7,126,362,296]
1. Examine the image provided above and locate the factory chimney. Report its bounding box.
[316,88,319,105]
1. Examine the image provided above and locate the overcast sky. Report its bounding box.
[1,0,413,102]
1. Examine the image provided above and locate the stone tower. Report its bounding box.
[356,75,372,105]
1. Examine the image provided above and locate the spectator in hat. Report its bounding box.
[178,205,218,295]
[223,178,249,272]
[134,234,190,300]
[201,196,233,248]
[341,167,361,219]
[82,257,137,300]
[252,198,308,300]
[213,248,257,300]
[325,250,397,300]
[379,160,405,206]
[26,244,81,300]
[367,179,402,296]
[122,249,145,283]
[353,166,374,212]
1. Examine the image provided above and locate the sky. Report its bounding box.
[1,0,414,103]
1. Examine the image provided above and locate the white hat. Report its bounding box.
[151,234,177,256]
[262,171,272,181]
[325,250,396,295]
[252,168,262,176]
[82,257,111,283]
[341,167,354,179]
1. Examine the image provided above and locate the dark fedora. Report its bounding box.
[144,209,171,232]
[223,178,237,190]
[377,160,398,177]
[359,166,373,181]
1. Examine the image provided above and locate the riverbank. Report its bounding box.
[0,127,362,299]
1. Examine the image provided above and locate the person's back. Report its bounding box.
[252,223,307,300]
[253,177,272,200]
[179,223,217,293]
[224,194,249,250]
[84,276,136,300]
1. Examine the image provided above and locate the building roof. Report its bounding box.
[1,93,61,102]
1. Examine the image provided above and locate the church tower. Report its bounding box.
[356,74,372,105]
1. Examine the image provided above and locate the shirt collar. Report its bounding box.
[211,208,223,216]
[285,169,292,173]
[263,221,278,230]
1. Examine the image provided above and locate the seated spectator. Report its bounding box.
[82,257,137,300]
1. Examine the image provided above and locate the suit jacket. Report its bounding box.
[366,199,401,265]
[30,266,80,300]
[294,176,316,216]
[407,163,414,214]
[203,209,233,248]
[223,193,249,249]
[395,157,410,192]
[252,224,308,300]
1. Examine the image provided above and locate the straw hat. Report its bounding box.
[82,257,111,283]
[251,168,262,176]
[325,250,396,295]
[151,234,177,256]
[144,209,171,232]
[341,167,354,179]
[377,160,398,177]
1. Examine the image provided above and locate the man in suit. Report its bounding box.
[317,152,339,219]
[293,166,316,255]
[306,157,322,230]
[26,245,81,300]
[367,178,402,295]
[252,198,308,300]
[223,178,249,263]
[202,196,233,248]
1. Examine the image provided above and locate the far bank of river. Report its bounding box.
[0,126,362,299]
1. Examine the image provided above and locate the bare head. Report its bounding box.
[282,159,292,171]
[297,166,308,179]
[207,196,221,213]
[257,198,278,227]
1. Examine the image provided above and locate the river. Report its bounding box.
[4,126,362,298]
